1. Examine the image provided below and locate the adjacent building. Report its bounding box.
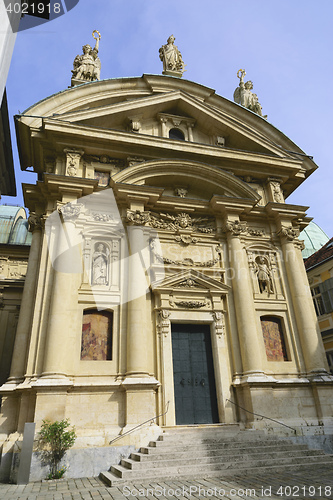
[305,238,333,374]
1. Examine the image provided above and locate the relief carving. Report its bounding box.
[59,203,83,221]
[174,188,188,198]
[271,181,284,203]
[278,226,304,250]
[225,220,247,236]
[150,240,221,268]
[126,210,215,233]
[212,311,225,338]
[170,299,208,309]
[64,149,84,177]
[157,309,171,337]
[0,258,28,280]
[177,278,200,288]
[92,213,114,222]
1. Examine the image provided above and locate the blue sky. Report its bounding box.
[3,0,333,236]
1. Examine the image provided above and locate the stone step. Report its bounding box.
[129,447,325,466]
[144,437,293,452]
[156,430,267,444]
[122,449,326,470]
[158,425,243,439]
[111,454,333,478]
[100,457,333,486]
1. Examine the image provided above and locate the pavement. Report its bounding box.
[0,465,332,500]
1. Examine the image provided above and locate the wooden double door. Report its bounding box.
[171,323,219,425]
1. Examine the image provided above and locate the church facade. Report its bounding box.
[1,71,333,479]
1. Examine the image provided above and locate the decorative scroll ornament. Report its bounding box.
[178,278,200,288]
[28,213,44,232]
[247,228,265,237]
[174,233,198,246]
[175,188,188,198]
[278,227,300,241]
[294,239,306,251]
[212,311,225,338]
[225,220,264,237]
[170,299,207,309]
[151,241,222,268]
[126,210,151,225]
[126,209,215,233]
[157,309,171,337]
[271,181,284,203]
[59,203,83,221]
[92,213,114,222]
[64,149,83,177]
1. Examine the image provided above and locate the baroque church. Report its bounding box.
[1,32,333,481]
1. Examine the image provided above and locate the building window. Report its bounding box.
[169,128,185,140]
[326,351,333,374]
[81,309,113,360]
[311,279,333,316]
[311,286,326,316]
[260,316,288,361]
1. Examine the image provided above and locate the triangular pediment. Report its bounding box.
[151,269,231,293]
[55,90,287,158]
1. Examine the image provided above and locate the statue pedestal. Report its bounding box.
[162,70,183,78]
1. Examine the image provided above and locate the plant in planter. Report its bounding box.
[38,419,76,480]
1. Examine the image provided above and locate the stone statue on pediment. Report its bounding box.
[71,30,101,86]
[159,35,186,77]
[234,69,266,118]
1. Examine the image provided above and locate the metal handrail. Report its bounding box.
[109,401,170,445]
[226,398,296,434]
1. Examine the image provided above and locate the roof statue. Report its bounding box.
[159,35,186,77]
[71,30,101,87]
[233,69,267,119]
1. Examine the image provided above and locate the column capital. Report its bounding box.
[277,225,305,250]
[224,220,247,236]
[58,203,83,221]
[28,212,45,233]
[126,209,151,226]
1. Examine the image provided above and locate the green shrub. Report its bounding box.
[38,419,76,479]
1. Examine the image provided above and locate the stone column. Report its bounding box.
[41,205,81,379]
[126,222,149,376]
[6,214,44,384]
[226,220,264,375]
[279,227,328,373]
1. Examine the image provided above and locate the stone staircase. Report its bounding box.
[100,425,333,486]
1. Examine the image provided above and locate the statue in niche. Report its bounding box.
[234,69,265,118]
[92,243,109,285]
[159,35,186,76]
[255,256,274,294]
[71,30,101,85]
